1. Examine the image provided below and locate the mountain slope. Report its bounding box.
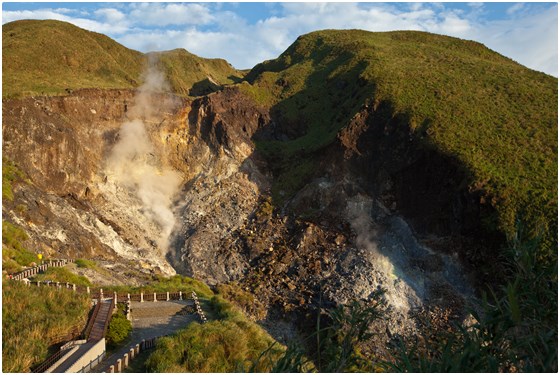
[2,20,242,97]
[244,29,557,251]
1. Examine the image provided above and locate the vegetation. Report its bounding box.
[102,275,214,298]
[2,279,91,372]
[252,294,387,372]
[2,157,27,201]
[145,295,283,372]
[2,20,243,98]
[244,29,557,252]
[34,267,92,287]
[106,304,132,349]
[385,231,557,372]
[2,220,36,273]
[248,233,557,372]
[75,258,97,269]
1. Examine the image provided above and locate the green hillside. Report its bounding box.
[2,20,242,98]
[244,29,558,249]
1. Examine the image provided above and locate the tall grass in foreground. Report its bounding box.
[384,227,558,372]
[144,295,283,372]
[2,279,91,372]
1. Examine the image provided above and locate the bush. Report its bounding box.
[106,307,132,349]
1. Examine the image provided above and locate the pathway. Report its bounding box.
[94,300,197,372]
[48,299,114,373]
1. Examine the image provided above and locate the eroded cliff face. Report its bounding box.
[3,86,478,353]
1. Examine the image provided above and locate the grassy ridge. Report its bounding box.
[2,20,242,98]
[2,279,91,372]
[244,29,557,247]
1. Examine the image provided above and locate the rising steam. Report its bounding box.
[106,58,181,250]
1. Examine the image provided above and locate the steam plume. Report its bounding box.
[106,57,181,250]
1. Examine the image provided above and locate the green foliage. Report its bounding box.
[106,306,132,349]
[255,196,275,222]
[34,267,92,287]
[102,275,213,298]
[255,294,387,373]
[75,258,97,269]
[384,232,558,372]
[2,279,90,372]
[246,29,557,247]
[3,20,243,98]
[152,49,243,96]
[2,220,36,272]
[145,295,282,372]
[2,157,26,201]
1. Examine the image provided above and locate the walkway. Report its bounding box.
[94,300,196,372]
[48,299,114,373]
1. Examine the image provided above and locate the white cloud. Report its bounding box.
[94,8,127,24]
[127,3,214,26]
[2,9,130,35]
[472,5,558,76]
[506,3,526,15]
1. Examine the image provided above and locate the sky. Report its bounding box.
[2,2,558,76]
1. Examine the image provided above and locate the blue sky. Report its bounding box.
[2,2,558,76]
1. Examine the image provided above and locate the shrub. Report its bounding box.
[106,307,132,349]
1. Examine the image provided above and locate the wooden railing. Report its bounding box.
[83,302,102,341]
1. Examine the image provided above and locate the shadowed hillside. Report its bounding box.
[244,29,557,255]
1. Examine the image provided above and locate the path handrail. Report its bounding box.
[32,346,70,373]
[83,302,102,341]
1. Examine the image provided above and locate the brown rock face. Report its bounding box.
[3,85,483,351]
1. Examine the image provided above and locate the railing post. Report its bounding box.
[100,288,104,300]
[123,353,129,368]
[73,284,76,291]
[135,344,140,355]
[166,292,170,301]
[116,359,122,373]
[153,292,157,302]
[86,286,90,294]
[179,291,182,300]
[129,348,135,360]
[140,292,144,303]
[109,365,115,373]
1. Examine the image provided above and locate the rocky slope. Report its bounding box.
[3,22,557,356]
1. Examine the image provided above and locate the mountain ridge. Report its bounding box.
[2,19,243,98]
